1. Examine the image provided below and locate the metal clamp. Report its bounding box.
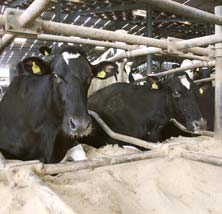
[5,8,43,36]
[167,37,184,55]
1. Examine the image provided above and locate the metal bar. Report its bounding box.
[132,61,215,83]
[170,119,214,137]
[89,111,160,150]
[214,6,222,137]
[19,0,52,27]
[146,8,153,74]
[107,47,162,62]
[194,77,215,84]
[41,19,167,48]
[37,34,137,50]
[182,151,222,166]
[175,33,222,50]
[40,19,208,56]
[41,150,164,175]
[0,12,208,56]
[135,0,222,26]
[0,0,51,53]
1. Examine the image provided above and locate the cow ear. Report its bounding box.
[92,61,118,79]
[39,46,52,56]
[22,57,51,76]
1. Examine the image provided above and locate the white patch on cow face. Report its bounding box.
[62,52,80,64]
[180,75,191,89]
[181,59,194,80]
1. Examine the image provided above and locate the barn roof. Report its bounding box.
[0,0,220,69]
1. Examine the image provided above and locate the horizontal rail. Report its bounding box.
[89,110,160,150]
[194,77,215,83]
[136,0,222,26]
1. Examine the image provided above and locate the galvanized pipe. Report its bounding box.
[41,20,208,56]
[133,61,215,84]
[42,20,167,48]
[89,110,160,150]
[214,6,222,137]
[0,0,51,52]
[37,34,138,50]
[19,0,52,27]
[194,77,215,84]
[0,12,209,56]
[135,0,222,26]
[175,33,222,50]
[107,47,162,62]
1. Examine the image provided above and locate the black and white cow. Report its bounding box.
[88,30,133,96]
[0,44,118,163]
[79,73,206,148]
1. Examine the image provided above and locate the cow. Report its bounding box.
[79,73,206,148]
[88,30,133,96]
[0,44,118,163]
[161,63,215,139]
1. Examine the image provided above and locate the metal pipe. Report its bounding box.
[19,0,52,27]
[37,34,138,50]
[107,47,162,62]
[194,77,215,84]
[175,33,222,50]
[42,150,164,175]
[0,0,51,53]
[133,60,215,84]
[149,60,215,77]
[214,6,222,137]
[0,13,209,56]
[41,19,208,56]
[88,111,160,150]
[146,8,153,74]
[135,0,222,26]
[182,151,222,166]
[42,20,167,48]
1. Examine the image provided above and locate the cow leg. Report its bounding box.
[60,144,87,163]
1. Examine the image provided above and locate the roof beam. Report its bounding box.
[76,3,145,15]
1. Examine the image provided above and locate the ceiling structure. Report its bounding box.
[0,0,220,71]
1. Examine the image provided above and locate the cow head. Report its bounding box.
[37,44,118,137]
[162,73,207,131]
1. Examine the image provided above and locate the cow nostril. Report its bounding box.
[69,118,77,130]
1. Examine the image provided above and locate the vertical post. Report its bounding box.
[214,6,222,138]
[146,8,153,74]
[55,0,61,22]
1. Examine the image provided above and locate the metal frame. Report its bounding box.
[0,0,221,138]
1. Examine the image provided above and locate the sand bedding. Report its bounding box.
[1,136,222,214]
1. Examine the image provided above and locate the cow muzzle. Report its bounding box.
[67,115,92,137]
[191,118,207,131]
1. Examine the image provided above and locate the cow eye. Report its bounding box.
[172,90,181,98]
[53,74,65,83]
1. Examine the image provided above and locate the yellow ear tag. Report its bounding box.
[96,70,106,78]
[151,82,159,90]
[32,62,41,74]
[44,50,49,56]
[199,87,204,95]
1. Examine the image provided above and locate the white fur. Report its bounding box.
[60,144,87,162]
[62,52,80,64]
[180,75,191,89]
[181,59,194,80]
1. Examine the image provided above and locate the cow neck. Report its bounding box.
[166,91,175,119]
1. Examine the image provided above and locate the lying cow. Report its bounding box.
[0,44,118,163]
[80,73,206,148]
